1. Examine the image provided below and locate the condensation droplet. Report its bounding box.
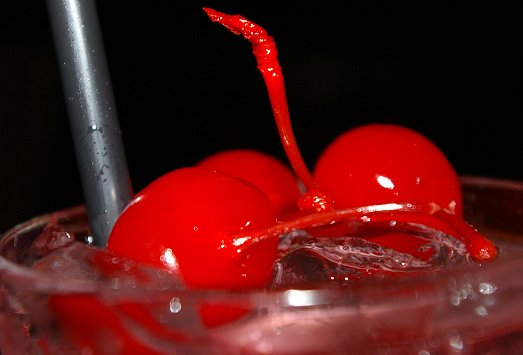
[169,297,182,313]
[448,332,464,351]
[475,305,488,317]
[85,235,94,245]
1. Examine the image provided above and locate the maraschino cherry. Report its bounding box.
[108,167,279,289]
[53,167,280,353]
[197,149,301,218]
[314,123,463,216]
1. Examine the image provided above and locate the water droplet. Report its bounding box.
[448,331,464,351]
[475,306,488,317]
[169,297,182,313]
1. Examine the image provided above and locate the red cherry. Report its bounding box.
[89,167,280,332]
[107,167,278,290]
[197,149,302,218]
[313,124,463,216]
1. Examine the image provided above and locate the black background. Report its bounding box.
[1,1,522,233]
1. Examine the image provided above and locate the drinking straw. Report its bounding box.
[46,0,133,247]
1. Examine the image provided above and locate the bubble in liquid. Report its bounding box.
[479,282,497,295]
[448,331,464,351]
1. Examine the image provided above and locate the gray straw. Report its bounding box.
[46,0,133,246]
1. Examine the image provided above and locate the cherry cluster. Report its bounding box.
[48,8,499,353]
[107,8,497,292]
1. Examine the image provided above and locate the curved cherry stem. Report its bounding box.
[203,8,318,194]
[432,210,497,262]
[229,202,497,263]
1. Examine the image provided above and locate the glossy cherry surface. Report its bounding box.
[313,123,463,216]
[53,167,280,351]
[197,149,301,218]
[107,167,278,290]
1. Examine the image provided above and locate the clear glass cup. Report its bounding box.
[1,175,523,354]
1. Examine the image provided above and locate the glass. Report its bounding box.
[1,176,523,354]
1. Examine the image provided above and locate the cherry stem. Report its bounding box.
[203,7,317,191]
[229,202,498,263]
[433,210,497,262]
